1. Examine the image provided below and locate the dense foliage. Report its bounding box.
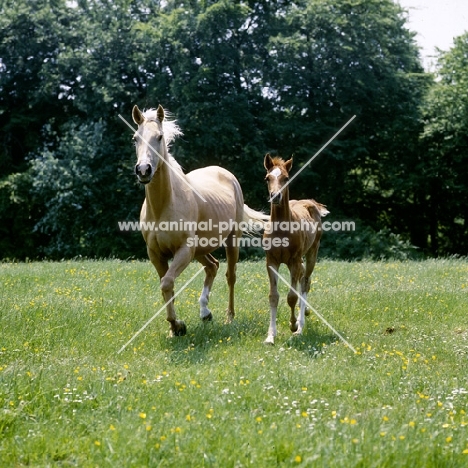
[419,33,468,255]
[0,0,466,259]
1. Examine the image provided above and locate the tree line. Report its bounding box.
[1,0,467,260]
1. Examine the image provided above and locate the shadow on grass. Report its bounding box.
[156,316,262,365]
[281,327,339,358]
[154,313,339,365]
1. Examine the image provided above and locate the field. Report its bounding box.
[1,259,467,467]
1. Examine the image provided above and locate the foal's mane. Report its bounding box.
[270,156,287,167]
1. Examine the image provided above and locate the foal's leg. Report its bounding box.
[288,260,305,335]
[150,246,193,336]
[300,240,321,318]
[195,253,219,321]
[265,260,280,345]
[225,231,240,323]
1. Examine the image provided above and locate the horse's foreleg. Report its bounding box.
[158,246,193,336]
[288,261,304,335]
[148,247,171,313]
[195,254,219,321]
[225,232,239,323]
[265,260,280,345]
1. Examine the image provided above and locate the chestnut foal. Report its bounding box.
[263,153,328,345]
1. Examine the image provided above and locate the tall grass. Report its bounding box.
[1,259,467,466]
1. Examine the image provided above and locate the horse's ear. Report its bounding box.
[132,105,145,125]
[264,153,274,171]
[285,157,293,173]
[157,104,165,122]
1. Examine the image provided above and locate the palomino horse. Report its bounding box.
[263,153,329,345]
[131,104,267,336]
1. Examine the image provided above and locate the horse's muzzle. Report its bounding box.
[135,162,153,184]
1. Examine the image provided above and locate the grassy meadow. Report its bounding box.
[0,258,467,467]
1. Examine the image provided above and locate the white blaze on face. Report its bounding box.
[270,167,281,178]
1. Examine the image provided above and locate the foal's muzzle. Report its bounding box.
[269,192,282,204]
[134,162,153,184]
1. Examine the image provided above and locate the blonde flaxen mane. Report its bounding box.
[142,108,183,146]
[141,108,184,172]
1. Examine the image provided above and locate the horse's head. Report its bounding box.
[264,153,293,205]
[132,104,166,184]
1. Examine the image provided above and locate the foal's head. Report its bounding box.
[131,104,167,184]
[264,153,293,205]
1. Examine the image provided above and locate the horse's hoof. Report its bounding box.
[202,312,213,322]
[264,337,275,345]
[172,321,187,336]
[305,308,311,317]
[290,322,298,333]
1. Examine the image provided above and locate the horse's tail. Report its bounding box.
[242,204,270,236]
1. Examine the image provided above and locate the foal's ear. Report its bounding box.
[157,104,165,122]
[132,105,145,125]
[285,157,293,173]
[264,153,274,171]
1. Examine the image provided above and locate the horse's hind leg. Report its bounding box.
[195,254,219,321]
[300,240,321,318]
[288,260,305,334]
[225,231,239,323]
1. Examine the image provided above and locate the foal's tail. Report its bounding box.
[242,204,270,236]
[315,202,330,218]
[305,200,330,218]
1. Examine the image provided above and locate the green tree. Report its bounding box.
[26,120,145,258]
[261,0,428,237]
[0,0,150,259]
[0,0,443,259]
[0,0,81,176]
[0,0,82,258]
[138,0,429,252]
[419,33,468,255]
[134,0,285,205]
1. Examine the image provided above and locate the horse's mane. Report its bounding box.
[143,108,184,173]
[142,108,183,146]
